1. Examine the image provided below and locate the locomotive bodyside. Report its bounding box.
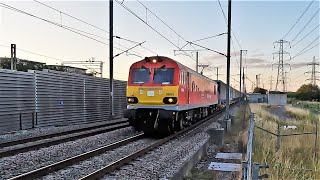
[124,56,219,135]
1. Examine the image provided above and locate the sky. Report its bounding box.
[0,0,319,92]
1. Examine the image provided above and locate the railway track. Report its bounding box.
[8,133,145,180]
[7,101,238,180]
[0,119,130,158]
[80,107,228,180]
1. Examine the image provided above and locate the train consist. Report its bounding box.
[124,56,241,135]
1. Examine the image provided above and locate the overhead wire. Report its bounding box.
[216,0,240,69]
[191,33,227,43]
[115,0,180,50]
[33,0,109,33]
[135,0,228,67]
[136,0,186,43]
[34,0,158,55]
[291,24,319,48]
[0,2,153,58]
[0,3,111,46]
[291,36,320,60]
[290,8,320,43]
[135,0,214,65]
[0,44,65,62]
[282,0,315,40]
[217,0,242,50]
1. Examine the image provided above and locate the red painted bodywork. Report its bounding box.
[128,56,219,109]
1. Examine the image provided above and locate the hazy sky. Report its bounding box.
[0,0,319,92]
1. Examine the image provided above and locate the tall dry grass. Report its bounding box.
[285,105,320,123]
[250,103,320,180]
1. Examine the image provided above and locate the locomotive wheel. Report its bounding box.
[129,118,142,131]
[158,118,174,135]
[174,113,184,131]
[142,118,156,135]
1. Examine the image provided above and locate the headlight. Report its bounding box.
[163,97,177,104]
[127,97,138,104]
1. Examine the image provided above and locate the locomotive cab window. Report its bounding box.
[153,68,174,84]
[131,68,151,84]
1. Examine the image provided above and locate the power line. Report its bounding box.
[115,0,180,50]
[282,0,315,40]
[290,8,320,43]
[118,0,220,67]
[217,0,242,49]
[296,42,320,58]
[0,3,111,46]
[137,0,187,43]
[191,33,227,43]
[134,0,214,65]
[136,0,232,68]
[291,24,319,48]
[0,2,154,58]
[231,39,240,69]
[0,44,65,62]
[291,36,320,60]
[216,0,241,69]
[33,0,109,33]
[34,0,158,56]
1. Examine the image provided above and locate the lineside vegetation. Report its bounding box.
[250,103,319,180]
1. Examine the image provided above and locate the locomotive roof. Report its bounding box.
[140,56,218,84]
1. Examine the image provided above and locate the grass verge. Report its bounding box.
[249,103,319,180]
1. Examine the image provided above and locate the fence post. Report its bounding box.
[252,162,260,180]
[32,112,35,128]
[276,123,281,151]
[315,122,318,161]
[35,112,38,126]
[19,112,22,130]
[252,162,269,180]
[245,112,255,180]
[242,161,247,180]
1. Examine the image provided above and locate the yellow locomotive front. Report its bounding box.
[124,56,181,135]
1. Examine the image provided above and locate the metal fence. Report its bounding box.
[0,69,127,134]
[0,69,35,133]
[242,111,255,180]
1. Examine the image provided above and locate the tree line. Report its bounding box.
[252,84,320,102]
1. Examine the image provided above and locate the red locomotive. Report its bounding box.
[124,56,221,135]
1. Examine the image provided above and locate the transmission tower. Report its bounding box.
[305,56,320,85]
[272,40,291,92]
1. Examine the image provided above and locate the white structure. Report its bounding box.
[268,91,287,105]
[248,93,268,103]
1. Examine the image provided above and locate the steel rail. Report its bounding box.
[0,119,128,148]
[0,122,130,158]
[8,134,144,180]
[80,101,238,180]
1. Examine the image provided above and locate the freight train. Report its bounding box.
[124,56,240,135]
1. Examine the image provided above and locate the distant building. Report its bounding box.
[268,91,287,106]
[248,93,268,103]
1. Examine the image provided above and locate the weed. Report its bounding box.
[249,104,319,180]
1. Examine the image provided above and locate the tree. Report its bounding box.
[296,84,320,101]
[253,87,267,94]
[0,58,45,72]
